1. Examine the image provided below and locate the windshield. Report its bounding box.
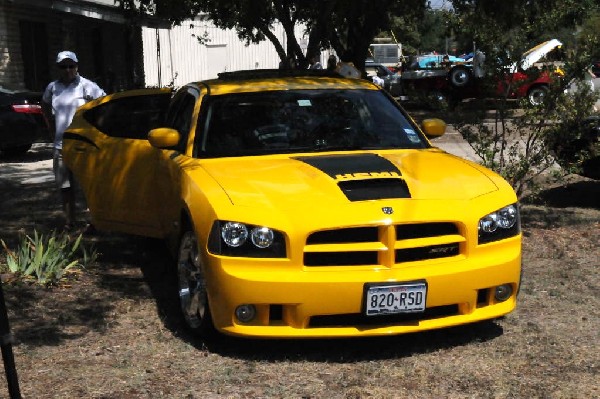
[197,89,427,157]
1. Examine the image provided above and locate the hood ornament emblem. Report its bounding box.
[382,207,394,215]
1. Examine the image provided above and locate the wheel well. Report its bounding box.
[527,83,548,94]
[165,208,195,257]
[180,209,193,231]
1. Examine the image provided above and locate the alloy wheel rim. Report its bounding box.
[530,89,546,106]
[177,231,207,328]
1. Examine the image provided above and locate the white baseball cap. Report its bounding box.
[56,51,78,64]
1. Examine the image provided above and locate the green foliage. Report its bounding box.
[544,82,599,176]
[116,0,427,70]
[0,230,98,286]
[454,60,598,198]
[450,0,596,54]
[454,104,558,198]
[445,1,600,198]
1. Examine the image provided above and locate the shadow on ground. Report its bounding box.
[531,179,600,209]
[194,320,504,362]
[0,141,53,165]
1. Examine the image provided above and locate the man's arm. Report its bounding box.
[41,100,55,143]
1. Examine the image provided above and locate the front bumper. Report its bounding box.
[205,236,521,338]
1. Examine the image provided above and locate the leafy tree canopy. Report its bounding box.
[450,0,600,59]
[117,0,426,70]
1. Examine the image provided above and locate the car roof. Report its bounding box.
[189,69,378,96]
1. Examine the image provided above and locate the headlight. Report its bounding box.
[478,204,520,244]
[208,221,286,258]
[221,222,248,247]
[251,227,275,248]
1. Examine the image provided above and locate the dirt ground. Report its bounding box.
[0,143,598,399]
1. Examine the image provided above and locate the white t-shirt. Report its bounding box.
[372,75,385,86]
[43,75,106,149]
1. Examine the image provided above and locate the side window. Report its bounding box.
[83,94,170,139]
[171,96,195,133]
[166,87,199,153]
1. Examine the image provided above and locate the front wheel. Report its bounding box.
[527,85,548,106]
[177,229,214,335]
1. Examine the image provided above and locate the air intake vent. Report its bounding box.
[338,178,411,201]
[308,305,459,327]
[306,227,379,244]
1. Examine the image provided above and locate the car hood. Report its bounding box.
[515,39,562,71]
[196,150,499,208]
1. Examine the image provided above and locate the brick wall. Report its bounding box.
[0,0,144,92]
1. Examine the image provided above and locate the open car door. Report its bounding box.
[63,88,173,237]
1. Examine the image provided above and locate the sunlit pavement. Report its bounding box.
[0,142,54,188]
[431,125,480,162]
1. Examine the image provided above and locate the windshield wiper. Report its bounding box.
[311,143,372,152]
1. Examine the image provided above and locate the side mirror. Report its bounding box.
[148,128,180,149]
[421,118,446,139]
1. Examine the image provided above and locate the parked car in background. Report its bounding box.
[591,60,600,78]
[401,39,565,107]
[63,69,521,339]
[365,61,403,97]
[0,86,48,155]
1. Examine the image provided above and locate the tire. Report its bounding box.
[527,85,548,106]
[449,66,471,88]
[176,229,215,335]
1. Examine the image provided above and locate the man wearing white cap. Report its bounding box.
[42,50,106,231]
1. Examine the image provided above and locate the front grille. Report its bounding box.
[304,222,463,267]
[306,226,378,244]
[396,222,458,239]
[304,251,379,266]
[308,305,459,327]
[396,244,460,262]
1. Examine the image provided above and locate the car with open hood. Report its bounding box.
[62,69,522,338]
[401,39,564,108]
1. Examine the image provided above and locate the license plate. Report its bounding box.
[363,281,427,316]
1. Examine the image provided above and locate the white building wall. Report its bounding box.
[142,18,311,88]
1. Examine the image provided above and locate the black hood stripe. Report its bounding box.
[294,153,402,179]
[294,154,411,201]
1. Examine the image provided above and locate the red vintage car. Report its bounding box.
[401,39,564,108]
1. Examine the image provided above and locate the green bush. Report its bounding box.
[1,230,98,286]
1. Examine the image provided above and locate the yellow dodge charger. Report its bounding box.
[63,70,521,338]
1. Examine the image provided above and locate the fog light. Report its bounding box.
[495,284,513,302]
[235,304,256,323]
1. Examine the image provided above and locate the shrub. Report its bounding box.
[451,52,598,198]
[0,230,98,286]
